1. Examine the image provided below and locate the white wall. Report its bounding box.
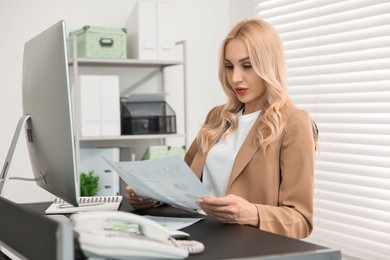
[228,0,259,26]
[0,0,232,203]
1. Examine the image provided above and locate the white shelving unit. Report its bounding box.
[70,58,187,144]
[68,39,188,195]
[69,41,188,151]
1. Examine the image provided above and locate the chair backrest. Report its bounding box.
[311,119,319,151]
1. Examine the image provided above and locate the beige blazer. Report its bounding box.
[184,104,315,239]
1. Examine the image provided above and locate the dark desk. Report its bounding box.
[15,201,341,260]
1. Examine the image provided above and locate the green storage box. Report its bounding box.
[142,146,186,160]
[69,26,127,59]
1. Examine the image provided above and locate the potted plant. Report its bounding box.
[80,170,99,196]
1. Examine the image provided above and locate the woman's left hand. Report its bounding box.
[197,194,259,227]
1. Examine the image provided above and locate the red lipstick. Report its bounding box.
[235,87,247,95]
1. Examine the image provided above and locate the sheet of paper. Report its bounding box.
[105,156,211,211]
[144,215,204,231]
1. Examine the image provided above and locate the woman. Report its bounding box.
[126,18,316,239]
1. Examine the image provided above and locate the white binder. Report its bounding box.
[126,0,175,60]
[79,75,120,137]
[127,0,157,60]
[100,76,120,136]
[79,76,101,137]
[157,1,175,60]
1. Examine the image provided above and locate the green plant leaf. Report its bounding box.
[80,170,99,196]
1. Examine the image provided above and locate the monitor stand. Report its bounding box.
[0,115,45,197]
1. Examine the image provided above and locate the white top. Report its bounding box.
[202,109,261,197]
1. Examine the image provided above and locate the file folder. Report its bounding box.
[100,76,121,136]
[79,75,120,137]
[127,0,157,60]
[79,76,101,136]
[157,1,175,60]
[126,0,175,60]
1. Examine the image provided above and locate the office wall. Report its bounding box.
[228,0,258,27]
[0,0,233,203]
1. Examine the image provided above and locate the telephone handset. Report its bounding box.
[70,211,204,259]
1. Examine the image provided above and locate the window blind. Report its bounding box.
[256,1,390,259]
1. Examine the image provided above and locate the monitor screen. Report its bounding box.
[21,20,79,205]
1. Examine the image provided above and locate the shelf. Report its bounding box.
[78,134,186,141]
[77,134,186,148]
[69,58,183,68]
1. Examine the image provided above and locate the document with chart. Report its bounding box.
[105,156,210,211]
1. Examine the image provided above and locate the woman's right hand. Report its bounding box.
[125,185,162,210]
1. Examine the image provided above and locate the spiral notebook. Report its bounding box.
[45,196,123,214]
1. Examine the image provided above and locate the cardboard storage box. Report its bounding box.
[121,100,176,135]
[69,26,127,59]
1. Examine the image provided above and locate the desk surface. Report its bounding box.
[18,201,341,260]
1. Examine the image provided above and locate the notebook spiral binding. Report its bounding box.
[45,195,123,214]
[54,196,122,205]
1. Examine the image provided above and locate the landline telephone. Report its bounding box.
[70,211,204,260]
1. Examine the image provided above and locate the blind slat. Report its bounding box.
[287,43,390,65]
[316,171,390,191]
[297,105,390,114]
[288,58,390,76]
[291,92,390,103]
[315,123,390,135]
[318,144,390,157]
[317,133,390,146]
[312,190,390,212]
[288,81,389,94]
[314,114,390,123]
[315,179,390,201]
[315,161,389,179]
[317,152,389,168]
[288,69,390,85]
[313,201,390,225]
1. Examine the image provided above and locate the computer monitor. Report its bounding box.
[0,20,79,206]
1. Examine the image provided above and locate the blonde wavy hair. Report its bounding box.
[197,18,291,153]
